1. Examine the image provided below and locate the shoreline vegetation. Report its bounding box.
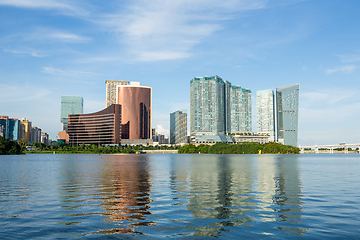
[0,136,23,155]
[178,142,300,154]
[1,136,299,155]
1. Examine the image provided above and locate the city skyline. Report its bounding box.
[1,1,360,146]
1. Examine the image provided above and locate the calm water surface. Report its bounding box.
[0,153,359,239]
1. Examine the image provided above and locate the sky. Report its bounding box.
[1,0,360,146]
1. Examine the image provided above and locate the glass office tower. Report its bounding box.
[276,84,299,147]
[61,96,83,133]
[190,76,225,136]
[256,90,275,136]
[170,110,187,144]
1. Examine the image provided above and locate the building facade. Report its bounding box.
[105,80,129,108]
[41,132,49,146]
[117,82,152,140]
[0,116,21,141]
[20,118,32,142]
[68,104,122,145]
[170,110,188,144]
[30,126,41,143]
[190,76,252,142]
[227,84,252,132]
[256,90,275,138]
[276,84,300,147]
[61,96,83,133]
[190,76,226,135]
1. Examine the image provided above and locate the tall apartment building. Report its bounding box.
[41,132,49,146]
[190,76,251,142]
[20,118,32,142]
[61,96,83,133]
[30,126,41,143]
[0,116,22,141]
[226,83,252,132]
[276,84,300,147]
[190,76,226,135]
[116,82,152,140]
[170,110,188,144]
[256,90,275,139]
[105,80,129,107]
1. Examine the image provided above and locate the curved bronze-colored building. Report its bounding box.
[68,104,121,145]
[117,82,152,139]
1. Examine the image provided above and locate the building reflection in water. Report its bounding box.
[272,155,308,235]
[185,155,257,237]
[171,155,307,237]
[90,155,153,235]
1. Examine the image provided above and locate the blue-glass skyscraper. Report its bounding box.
[0,117,21,141]
[61,96,83,133]
[276,84,299,147]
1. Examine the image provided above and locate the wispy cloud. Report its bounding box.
[3,48,47,57]
[47,32,90,43]
[4,28,91,44]
[96,0,268,61]
[42,67,98,77]
[301,88,357,105]
[325,65,357,74]
[337,53,360,63]
[0,84,50,102]
[0,0,88,16]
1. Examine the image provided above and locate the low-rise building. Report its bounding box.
[194,131,233,144]
[231,132,272,144]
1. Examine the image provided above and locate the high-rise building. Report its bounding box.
[170,110,188,144]
[190,76,251,142]
[30,126,41,143]
[61,96,83,133]
[68,104,122,145]
[256,90,275,139]
[20,118,32,142]
[190,76,225,135]
[276,84,299,147]
[0,116,21,141]
[105,80,129,108]
[226,84,252,132]
[41,132,49,146]
[116,82,152,139]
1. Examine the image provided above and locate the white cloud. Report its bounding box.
[47,32,90,43]
[325,65,357,74]
[42,67,98,77]
[97,0,267,61]
[3,48,47,57]
[0,0,88,16]
[301,89,356,105]
[337,53,360,63]
[156,124,170,136]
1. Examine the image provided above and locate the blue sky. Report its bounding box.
[1,0,360,146]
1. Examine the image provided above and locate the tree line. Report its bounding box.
[0,136,23,155]
[178,142,300,154]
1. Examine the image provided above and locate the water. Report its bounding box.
[0,153,359,239]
